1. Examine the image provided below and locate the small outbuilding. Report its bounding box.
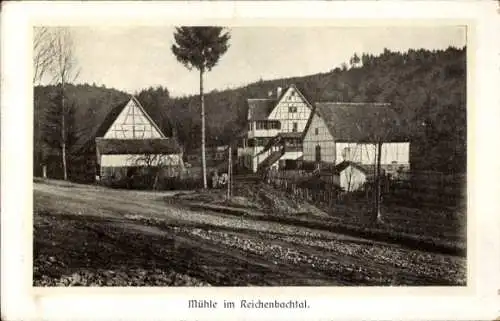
[335,161,380,192]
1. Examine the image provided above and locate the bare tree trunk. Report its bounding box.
[34,96,42,177]
[227,146,232,200]
[200,68,207,189]
[374,140,383,223]
[61,81,68,181]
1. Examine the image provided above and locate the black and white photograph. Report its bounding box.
[31,24,469,287]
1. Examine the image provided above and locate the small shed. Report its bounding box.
[335,161,379,192]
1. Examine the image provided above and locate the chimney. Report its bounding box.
[276,87,282,98]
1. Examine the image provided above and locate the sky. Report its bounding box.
[51,26,466,97]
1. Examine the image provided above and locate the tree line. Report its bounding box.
[34,38,466,180]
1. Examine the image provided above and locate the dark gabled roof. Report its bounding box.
[93,99,130,138]
[96,138,181,155]
[247,99,277,121]
[74,96,169,154]
[71,99,130,154]
[335,161,373,175]
[95,96,165,138]
[247,84,314,121]
[305,102,409,143]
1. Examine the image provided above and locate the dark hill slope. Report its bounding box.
[34,46,466,179]
[167,46,466,173]
[34,84,129,178]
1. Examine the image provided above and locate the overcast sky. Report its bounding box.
[54,26,466,97]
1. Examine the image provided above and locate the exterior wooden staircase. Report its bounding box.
[257,149,285,173]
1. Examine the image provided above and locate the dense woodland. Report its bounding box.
[34,46,466,178]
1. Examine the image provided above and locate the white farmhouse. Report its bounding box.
[302,102,410,191]
[238,85,314,172]
[94,96,183,183]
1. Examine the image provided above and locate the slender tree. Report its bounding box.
[171,27,230,188]
[33,27,56,85]
[373,139,383,224]
[34,27,56,177]
[49,28,80,181]
[41,91,78,179]
[370,106,402,224]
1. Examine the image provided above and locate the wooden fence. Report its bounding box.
[265,168,466,209]
[388,171,466,207]
[266,169,341,205]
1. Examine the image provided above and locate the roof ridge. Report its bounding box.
[316,102,391,106]
[95,137,176,141]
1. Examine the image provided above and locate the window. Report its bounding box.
[267,121,279,130]
[315,145,321,162]
[314,128,319,135]
[342,147,351,161]
[289,106,297,113]
[292,122,298,132]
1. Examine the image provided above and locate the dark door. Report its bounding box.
[315,145,321,162]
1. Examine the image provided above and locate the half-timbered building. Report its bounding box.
[238,85,314,172]
[303,102,410,181]
[79,96,183,184]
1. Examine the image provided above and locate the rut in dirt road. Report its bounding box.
[34,181,467,286]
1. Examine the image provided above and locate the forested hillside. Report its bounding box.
[167,46,466,173]
[34,46,466,177]
[34,84,129,177]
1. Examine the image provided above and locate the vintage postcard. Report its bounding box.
[2,1,499,321]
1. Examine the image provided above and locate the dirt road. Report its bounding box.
[33,180,466,286]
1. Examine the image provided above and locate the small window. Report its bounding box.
[314,128,319,135]
[257,121,268,130]
[342,147,351,161]
[292,122,298,132]
[289,106,297,113]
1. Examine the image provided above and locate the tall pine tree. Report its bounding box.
[171,27,230,188]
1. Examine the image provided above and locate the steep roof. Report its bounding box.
[96,138,181,155]
[335,161,377,175]
[247,99,276,121]
[247,84,313,121]
[305,102,409,143]
[94,99,130,138]
[75,96,170,154]
[97,96,165,138]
